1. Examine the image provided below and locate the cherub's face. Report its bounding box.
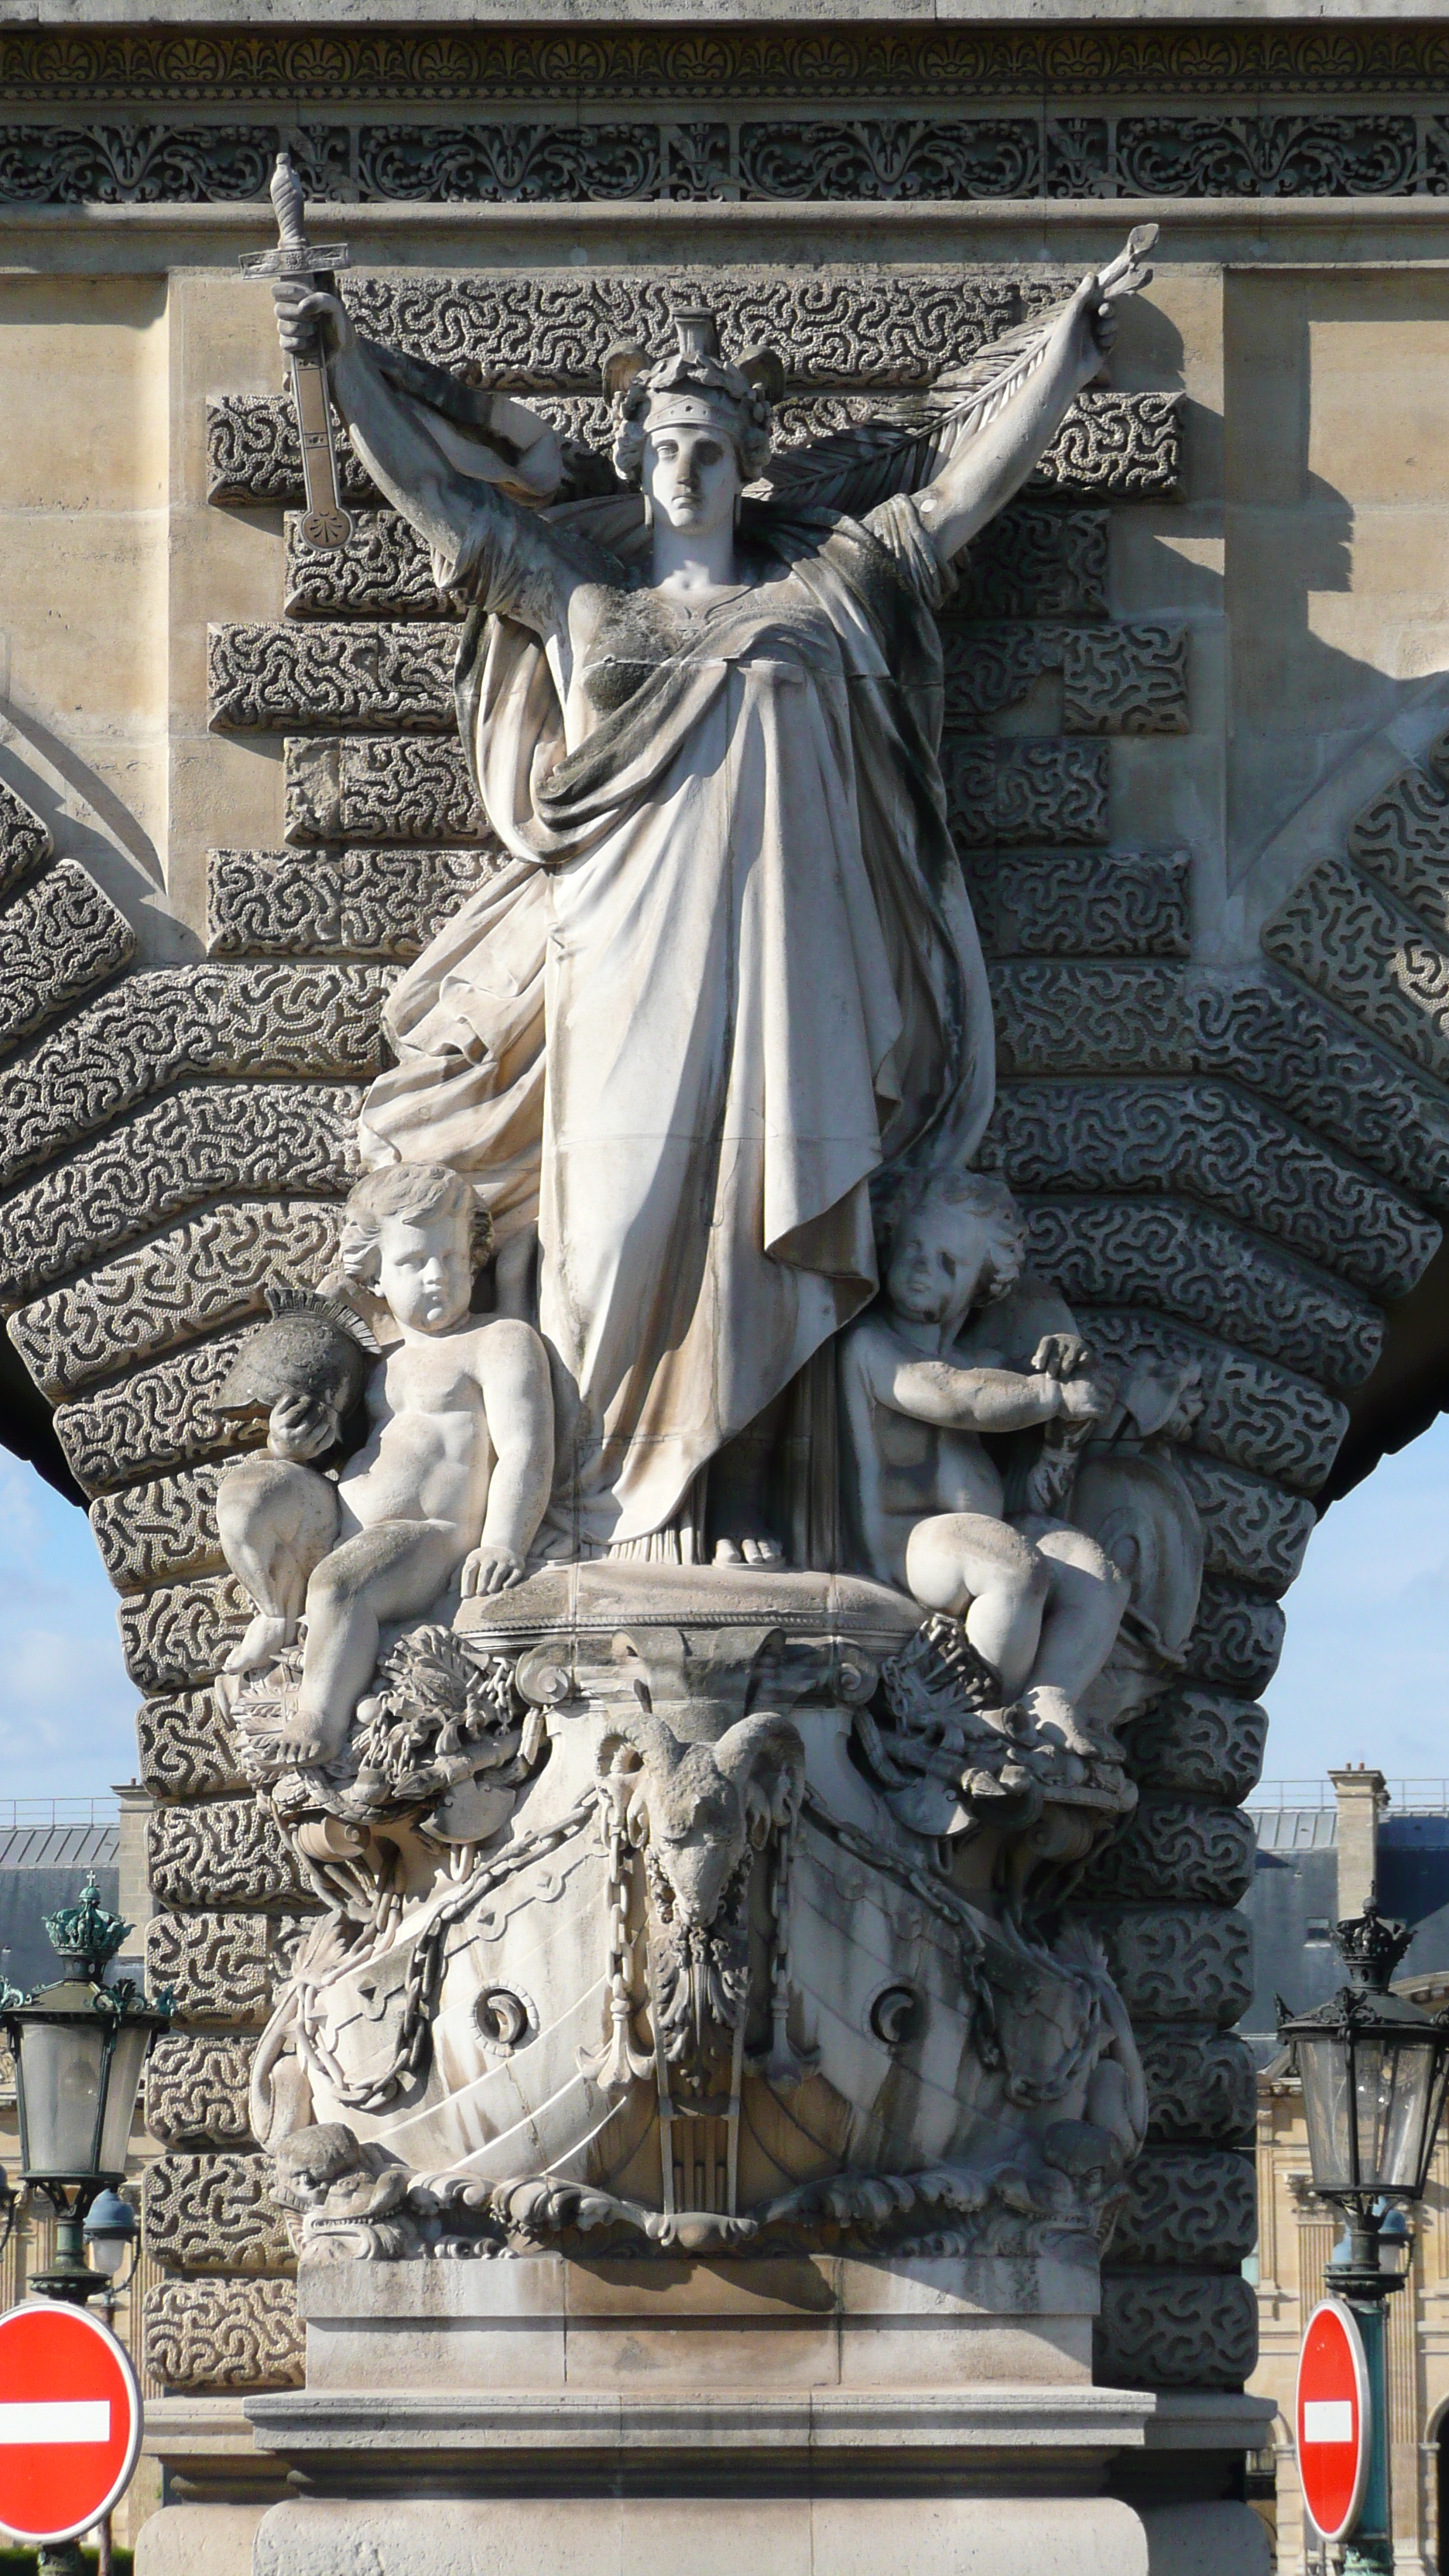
[375,1209,472,1334]
[644,423,742,539]
[888,1202,1010,1331]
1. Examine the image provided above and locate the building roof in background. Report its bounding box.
[0,1824,117,1872]
[1240,1781,1449,2055]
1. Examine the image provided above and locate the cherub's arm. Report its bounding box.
[914,275,1116,569]
[875,1339,1097,1436]
[462,1321,555,1595]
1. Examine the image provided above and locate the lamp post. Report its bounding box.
[1278,1903,1449,2574]
[0,1875,169,2306]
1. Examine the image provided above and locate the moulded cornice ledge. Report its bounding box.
[4,0,1449,19]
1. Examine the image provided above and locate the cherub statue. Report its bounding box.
[838,1170,1127,1758]
[214,1160,554,1766]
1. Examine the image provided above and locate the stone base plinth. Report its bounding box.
[135,2256,1273,2576]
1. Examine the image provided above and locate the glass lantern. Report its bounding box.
[1,1876,170,2304]
[1279,1905,1449,2219]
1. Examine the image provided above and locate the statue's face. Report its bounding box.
[376,1208,472,1334]
[889,1202,1007,1331]
[643,423,742,538]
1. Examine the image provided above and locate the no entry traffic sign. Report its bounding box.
[0,2301,142,2545]
[1297,2295,1371,2543]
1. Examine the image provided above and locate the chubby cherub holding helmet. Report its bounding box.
[839,1167,1128,1762]
[215,1160,553,1767]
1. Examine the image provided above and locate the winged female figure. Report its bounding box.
[272,235,1156,1568]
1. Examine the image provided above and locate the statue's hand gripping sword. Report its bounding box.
[241,152,354,552]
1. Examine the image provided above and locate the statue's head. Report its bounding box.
[605,307,782,536]
[340,1160,492,1336]
[887,1170,1026,1331]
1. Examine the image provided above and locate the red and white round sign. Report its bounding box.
[1297,2295,1371,2543]
[0,2300,142,2544]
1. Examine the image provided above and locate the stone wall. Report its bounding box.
[6,85,1449,2437]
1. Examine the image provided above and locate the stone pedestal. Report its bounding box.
[142,2253,1275,2576]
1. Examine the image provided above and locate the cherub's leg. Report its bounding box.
[284,1519,461,1764]
[215,1458,339,1674]
[904,1513,1049,1701]
[1016,1524,1129,1754]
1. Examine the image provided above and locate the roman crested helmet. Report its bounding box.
[605,306,783,488]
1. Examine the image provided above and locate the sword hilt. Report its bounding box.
[270,152,308,262]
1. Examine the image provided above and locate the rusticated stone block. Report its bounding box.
[991,1078,1439,1304]
[1189,969,1449,1215]
[1023,1197,1382,1392]
[1029,389,1181,498]
[208,394,376,509]
[9,1201,345,1403]
[1095,2270,1258,2390]
[0,778,50,899]
[144,2151,293,2274]
[60,1335,261,1495]
[1176,1454,1316,1593]
[1077,1906,1253,2028]
[1075,1800,1255,1906]
[0,860,135,1061]
[121,1575,250,1692]
[145,1911,310,2025]
[0,961,391,1195]
[148,1799,307,1910]
[1128,1686,1269,1807]
[991,961,1190,1078]
[91,1469,225,1595]
[1139,2026,1255,2146]
[944,738,1108,848]
[208,845,495,961]
[1081,1311,1347,1499]
[137,1690,245,1800]
[146,2032,256,2146]
[285,509,463,622]
[208,622,457,734]
[0,1081,363,1304]
[1348,742,1449,936]
[1108,2150,1255,2269]
[1062,621,1188,735]
[1186,1579,1286,1697]
[1265,851,1449,1094]
[954,502,1107,622]
[284,734,484,846]
[972,853,1190,964]
[143,2276,303,2392]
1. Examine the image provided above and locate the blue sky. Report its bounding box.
[4,1420,1449,1804]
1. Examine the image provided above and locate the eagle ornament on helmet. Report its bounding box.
[605,306,785,489]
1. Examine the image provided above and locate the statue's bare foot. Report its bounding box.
[224,1612,294,1676]
[276,1705,349,1767]
[1018,1684,1096,1760]
[714,1531,786,1570]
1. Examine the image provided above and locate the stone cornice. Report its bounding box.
[7,20,1449,104]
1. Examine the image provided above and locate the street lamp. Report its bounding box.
[0,1876,169,2306]
[1278,1902,1449,2574]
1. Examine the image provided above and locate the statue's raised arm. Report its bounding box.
[271,278,567,564]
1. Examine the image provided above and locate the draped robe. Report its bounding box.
[358,485,994,1556]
